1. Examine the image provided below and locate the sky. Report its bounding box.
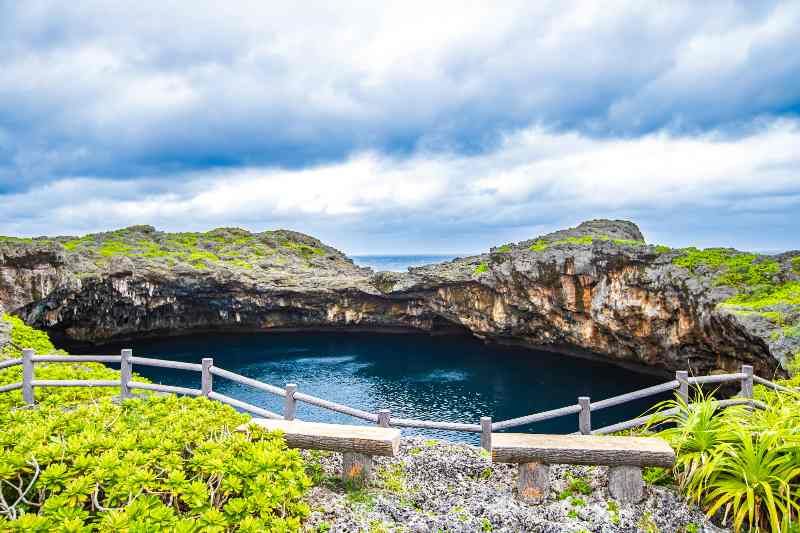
[0,1,799,254]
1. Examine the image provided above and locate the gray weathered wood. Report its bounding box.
[518,462,549,503]
[377,409,391,427]
[120,349,132,400]
[0,382,22,393]
[389,417,482,432]
[754,375,798,393]
[127,381,203,397]
[492,403,582,431]
[578,397,591,435]
[492,434,675,467]
[591,380,679,411]
[676,370,689,403]
[481,417,492,452]
[208,391,282,419]
[284,383,297,420]
[293,391,379,422]
[608,465,644,503]
[740,365,753,398]
[242,419,401,456]
[342,452,373,486]
[129,356,203,372]
[210,366,286,397]
[688,373,744,385]
[201,357,213,397]
[32,355,122,363]
[31,379,118,387]
[22,348,34,405]
[0,357,22,370]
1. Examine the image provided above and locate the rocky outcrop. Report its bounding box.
[0,221,794,377]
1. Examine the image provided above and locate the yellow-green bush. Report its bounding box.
[0,396,311,531]
[0,316,312,531]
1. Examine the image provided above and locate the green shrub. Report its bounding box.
[792,256,800,274]
[1,314,126,411]
[673,248,780,289]
[0,396,311,531]
[529,240,548,252]
[474,262,489,274]
[646,387,800,532]
[495,244,511,253]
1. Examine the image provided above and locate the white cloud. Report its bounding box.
[3,120,799,253]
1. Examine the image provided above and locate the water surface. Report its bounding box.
[351,255,463,272]
[92,332,668,444]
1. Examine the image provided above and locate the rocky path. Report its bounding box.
[302,438,725,533]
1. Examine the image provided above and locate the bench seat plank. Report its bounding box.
[241,419,401,457]
[492,433,675,467]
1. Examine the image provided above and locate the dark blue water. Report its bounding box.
[92,332,668,444]
[351,255,462,272]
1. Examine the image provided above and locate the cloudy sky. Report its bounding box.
[1,1,798,254]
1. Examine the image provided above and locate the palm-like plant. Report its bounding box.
[645,385,800,532]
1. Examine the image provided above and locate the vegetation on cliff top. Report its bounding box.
[0,316,311,531]
[1,226,332,272]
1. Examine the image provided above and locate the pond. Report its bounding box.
[88,332,669,444]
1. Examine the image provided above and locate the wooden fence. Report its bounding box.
[0,348,796,450]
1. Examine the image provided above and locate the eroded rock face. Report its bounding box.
[0,221,786,377]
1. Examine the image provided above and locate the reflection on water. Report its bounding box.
[90,332,669,444]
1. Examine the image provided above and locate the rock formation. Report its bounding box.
[1,220,797,377]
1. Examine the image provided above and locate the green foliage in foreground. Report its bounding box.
[645,386,800,533]
[0,396,311,531]
[0,314,124,411]
[474,262,488,274]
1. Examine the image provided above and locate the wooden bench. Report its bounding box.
[492,433,675,503]
[240,419,401,485]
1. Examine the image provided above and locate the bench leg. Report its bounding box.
[517,462,549,503]
[342,452,373,486]
[608,465,644,503]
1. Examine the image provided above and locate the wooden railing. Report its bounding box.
[0,348,795,450]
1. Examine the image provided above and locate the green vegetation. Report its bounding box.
[0,316,312,531]
[0,397,310,531]
[645,385,800,532]
[673,248,780,289]
[558,473,592,499]
[376,463,406,494]
[474,262,489,274]
[495,244,512,253]
[606,499,620,525]
[792,256,800,274]
[637,512,660,533]
[527,234,647,253]
[53,226,331,272]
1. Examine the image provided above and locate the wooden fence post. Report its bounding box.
[120,349,132,400]
[676,370,689,403]
[201,357,213,397]
[480,416,492,453]
[377,409,391,427]
[740,365,753,399]
[284,383,297,420]
[22,348,34,405]
[578,397,591,435]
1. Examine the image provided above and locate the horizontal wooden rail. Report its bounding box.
[492,403,582,431]
[754,375,798,393]
[0,358,22,370]
[127,381,203,397]
[208,391,282,419]
[0,382,22,393]
[129,356,202,372]
[293,391,379,423]
[389,417,482,432]
[31,379,119,387]
[32,355,121,363]
[590,398,765,435]
[2,350,794,448]
[688,372,744,385]
[591,380,678,411]
[210,367,286,397]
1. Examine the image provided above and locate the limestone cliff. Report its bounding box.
[1,220,797,377]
